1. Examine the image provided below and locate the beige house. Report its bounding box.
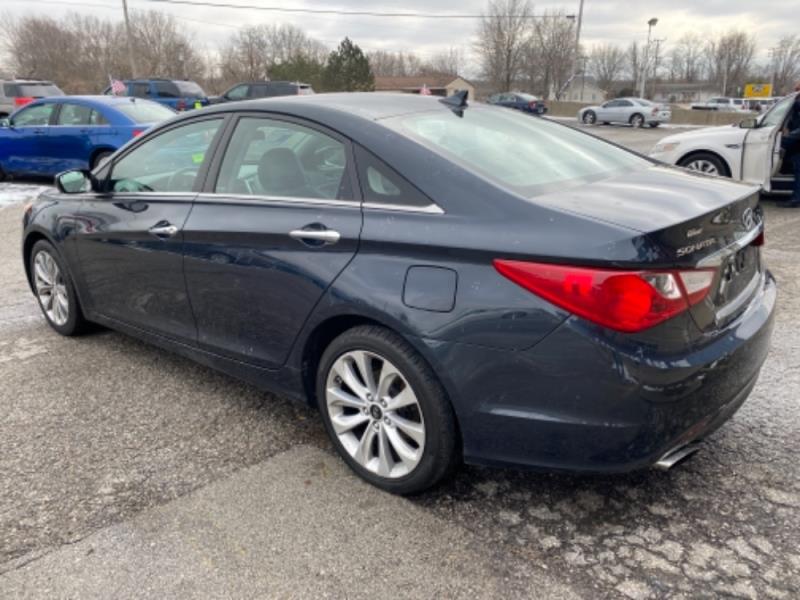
[560,75,606,103]
[374,75,475,100]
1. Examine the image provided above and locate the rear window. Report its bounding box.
[175,81,206,97]
[17,83,64,97]
[386,106,649,197]
[517,93,539,101]
[115,100,176,123]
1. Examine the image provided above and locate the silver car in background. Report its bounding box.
[578,98,672,128]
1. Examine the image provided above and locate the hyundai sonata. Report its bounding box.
[21,93,775,493]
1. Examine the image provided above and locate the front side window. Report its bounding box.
[109,118,222,193]
[12,103,54,127]
[761,95,796,128]
[386,105,649,197]
[56,103,94,126]
[618,100,633,107]
[215,117,350,200]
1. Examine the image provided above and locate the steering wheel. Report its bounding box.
[167,167,199,192]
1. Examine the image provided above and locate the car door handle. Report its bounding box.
[149,224,179,238]
[289,228,340,245]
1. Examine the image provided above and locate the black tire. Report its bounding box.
[677,152,729,177]
[29,240,88,336]
[92,150,114,170]
[629,113,645,128]
[601,121,611,125]
[582,110,596,125]
[0,164,6,182]
[648,122,660,128]
[317,325,459,495]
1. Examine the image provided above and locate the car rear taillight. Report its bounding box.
[493,260,716,333]
[132,129,144,137]
[752,231,765,247]
[529,100,537,110]
[14,97,33,107]
[176,99,187,111]
[651,107,659,115]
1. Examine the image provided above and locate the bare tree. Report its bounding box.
[475,0,532,91]
[526,10,576,99]
[589,44,625,96]
[218,24,326,86]
[770,35,800,95]
[705,30,756,95]
[668,33,705,82]
[424,47,466,75]
[368,51,425,77]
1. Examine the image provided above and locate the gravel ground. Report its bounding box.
[1,127,798,598]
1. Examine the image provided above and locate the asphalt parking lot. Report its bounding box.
[1,124,799,599]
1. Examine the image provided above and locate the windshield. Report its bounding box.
[386,106,649,197]
[517,93,539,101]
[633,99,653,106]
[175,81,206,97]
[116,100,176,123]
[761,94,797,128]
[18,84,64,97]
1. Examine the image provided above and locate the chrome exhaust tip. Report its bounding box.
[654,442,702,471]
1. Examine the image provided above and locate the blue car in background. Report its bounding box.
[104,79,209,111]
[0,96,175,180]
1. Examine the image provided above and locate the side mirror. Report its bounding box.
[55,169,94,194]
[739,117,758,129]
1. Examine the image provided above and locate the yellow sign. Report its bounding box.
[744,83,773,98]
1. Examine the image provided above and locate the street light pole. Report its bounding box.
[122,0,137,78]
[639,17,658,98]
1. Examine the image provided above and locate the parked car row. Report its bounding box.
[0,77,315,180]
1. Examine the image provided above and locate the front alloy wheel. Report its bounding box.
[33,250,69,326]
[684,158,721,175]
[326,350,425,478]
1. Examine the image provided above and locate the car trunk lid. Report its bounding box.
[532,165,765,331]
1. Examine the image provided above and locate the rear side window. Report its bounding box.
[354,146,433,209]
[215,117,350,200]
[155,81,180,98]
[3,84,18,96]
[225,85,249,100]
[131,83,150,98]
[18,83,63,97]
[56,103,94,126]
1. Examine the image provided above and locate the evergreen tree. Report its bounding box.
[322,37,375,92]
[269,55,325,90]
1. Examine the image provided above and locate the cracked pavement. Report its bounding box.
[0,125,798,598]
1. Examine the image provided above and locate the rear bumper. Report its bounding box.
[419,271,776,472]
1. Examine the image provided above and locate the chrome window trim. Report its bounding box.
[194,193,444,214]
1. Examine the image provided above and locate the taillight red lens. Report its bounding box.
[493,260,716,333]
[14,97,33,107]
[752,231,765,247]
[132,129,144,137]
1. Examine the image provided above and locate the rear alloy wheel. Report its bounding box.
[582,110,597,125]
[630,113,645,128]
[317,326,458,494]
[679,153,727,177]
[30,240,87,336]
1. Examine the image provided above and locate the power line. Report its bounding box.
[142,0,573,20]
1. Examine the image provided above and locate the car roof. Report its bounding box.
[1,80,56,85]
[199,92,459,122]
[40,95,158,105]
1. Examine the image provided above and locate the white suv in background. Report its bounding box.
[650,93,798,194]
[690,97,750,112]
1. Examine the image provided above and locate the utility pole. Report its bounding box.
[768,47,776,94]
[650,38,665,99]
[122,0,137,78]
[573,0,585,66]
[639,17,658,98]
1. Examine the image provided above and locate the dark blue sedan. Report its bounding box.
[20,93,775,493]
[488,92,548,115]
[0,96,175,180]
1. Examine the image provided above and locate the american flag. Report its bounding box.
[110,78,126,96]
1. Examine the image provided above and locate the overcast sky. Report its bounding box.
[2,0,796,74]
